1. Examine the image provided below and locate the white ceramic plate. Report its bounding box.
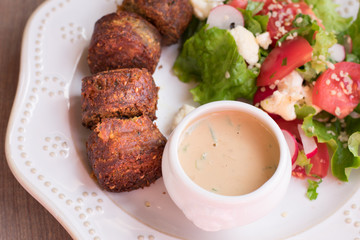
[6,0,360,239]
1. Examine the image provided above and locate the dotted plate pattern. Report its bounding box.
[5,0,360,239]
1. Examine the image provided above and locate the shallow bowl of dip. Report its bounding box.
[162,100,291,231]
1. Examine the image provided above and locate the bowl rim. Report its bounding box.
[168,100,291,204]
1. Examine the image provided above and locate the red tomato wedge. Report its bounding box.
[257,1,324,42]
[309,141,329,178]
[257,37,313,86]
[227,0,248,9]
[312,62,360,119]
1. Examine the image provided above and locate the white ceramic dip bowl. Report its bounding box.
[162,100,291,231]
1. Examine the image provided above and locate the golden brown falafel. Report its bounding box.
[86,116,167,192]
[81,68,158,129]
[120,0,193,45]
[87,11,161,74]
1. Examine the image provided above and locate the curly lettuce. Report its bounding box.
[304,0,353,33]
[310,29,337,73]
[173,26,257,104]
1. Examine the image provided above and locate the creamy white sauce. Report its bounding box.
[178,111,279,196]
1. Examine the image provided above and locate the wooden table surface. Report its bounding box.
[0,0,72,239]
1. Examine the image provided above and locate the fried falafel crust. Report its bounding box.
[81,68,158,129]
[87,116,167,192]
[88,11,161,74]
[120,0,193,45]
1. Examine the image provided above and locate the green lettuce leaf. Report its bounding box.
[297,62,318,82]
[307,179,322,200]
[345,7,360,59]
[348,132,360,157]
[304,0,352,33]
[295,105,316,119]
[173,26,257,104]
[246,0,264,15]
[179,16,206,47]
[240,9,269,35]
[346,54,360,64]
[302,114,360,181]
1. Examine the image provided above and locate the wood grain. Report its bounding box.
[0,0,72,239]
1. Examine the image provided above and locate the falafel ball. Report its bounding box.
[88,11,161,74]
[81,68,158,129]
[86,116,167,192]
[120,0,193,45]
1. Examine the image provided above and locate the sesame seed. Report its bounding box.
[260,87,266,92]
[279,27,287,35]
[327,130,336,136]
[319,55,326,61]
[346,84,352,94]
[326,79,331,85]
[296,17,303,24]
[340,81,345,89]
[327,62,335,70]
[330,90,336,95]
[338,131,349,142]
[331,73,340,81]
[308,126,315,133]
[335,107,341,117]
[225,71,230,79]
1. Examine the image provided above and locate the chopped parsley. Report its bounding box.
[307,179,322,200]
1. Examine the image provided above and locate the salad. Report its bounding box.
[173,0,360,200]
